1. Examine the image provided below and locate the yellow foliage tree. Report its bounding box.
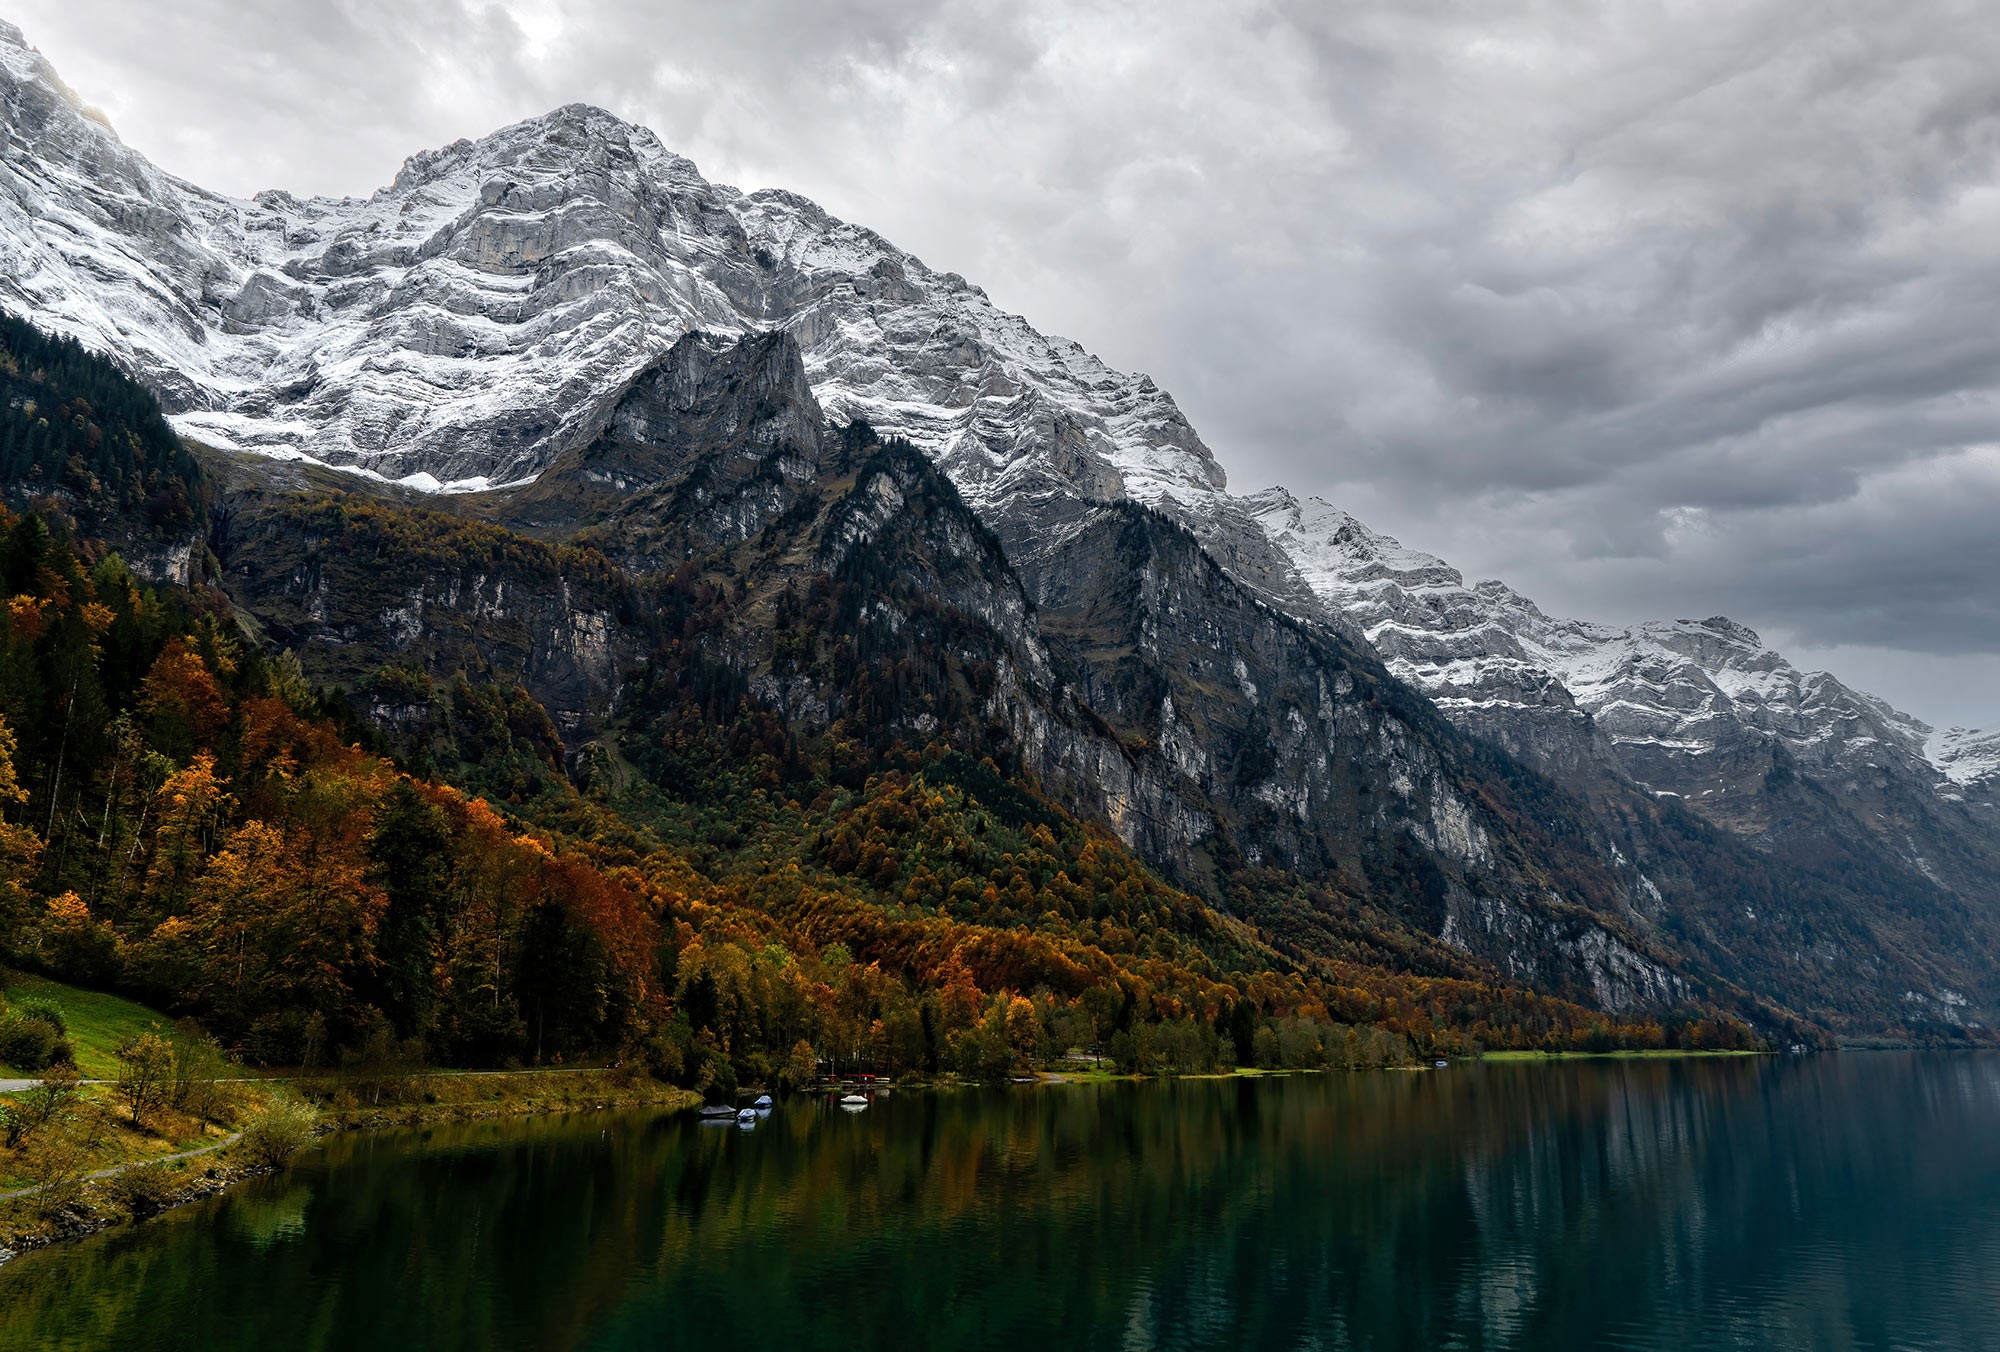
[0,713,43,950]
[145,753,232,914]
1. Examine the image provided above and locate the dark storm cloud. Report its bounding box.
[13,0,2000,725]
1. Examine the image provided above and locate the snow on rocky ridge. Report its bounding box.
[1245,490,1982,802]
[0,19,1988,792]
[1930,728,2000,797]
[0,19,1222,510]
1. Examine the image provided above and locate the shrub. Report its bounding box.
[20,1127,90,1215]
[168,1019,230,1121]
[240,1094,321,1169]
[0,1013,62,1070]
[105,1162,180,1218]
[10,994,66,1036]
[1,1062,81,1147]
[115,1029,174,1127]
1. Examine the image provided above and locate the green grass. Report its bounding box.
[1,969,177,1079]
[1479,1048,1767,1062]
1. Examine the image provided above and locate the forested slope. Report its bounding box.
[0,313,1760,1083]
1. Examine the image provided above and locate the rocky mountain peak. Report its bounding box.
[0,19,62,96]
[387,100,688,200]
[0,27,1236,527]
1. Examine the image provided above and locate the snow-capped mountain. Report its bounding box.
[1,19,1989,851]
[1931,728,2000,810]
[1246,490,1995,872]
[0,21,1223,510]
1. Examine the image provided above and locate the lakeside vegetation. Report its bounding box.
[1,970,170,1080]
[1,969,701,1262]
[0,962,1752,1264]
[1479,1048,1768,1062]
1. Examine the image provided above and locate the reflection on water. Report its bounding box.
[4,1056,1999,1351]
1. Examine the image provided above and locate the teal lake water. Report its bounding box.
[4,1054,1999,1350]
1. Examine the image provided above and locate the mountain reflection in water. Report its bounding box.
[3,1055,1997,1351]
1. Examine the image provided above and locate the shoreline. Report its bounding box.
[1,1052,1784,1268]
[1479,1049,1770,1062]
[0,1072,701,1270]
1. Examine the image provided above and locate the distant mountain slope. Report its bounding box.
[1247,492,2000,967]
[1247,492,1941,796]
[1932,728,2000,812]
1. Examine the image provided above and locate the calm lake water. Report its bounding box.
[4,1055,1999,1351]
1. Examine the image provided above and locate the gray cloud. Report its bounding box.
[13,0,2000,726]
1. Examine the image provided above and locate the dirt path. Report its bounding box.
[0,1065,615,1095]
[0,1133,243,1203]
[1,1065,629,1204]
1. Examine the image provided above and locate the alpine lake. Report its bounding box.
[3,1054,1997,1351]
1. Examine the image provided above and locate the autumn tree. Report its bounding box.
[115,1029,173,1128]
[783,1038,818,1089]
[0,712,42,950]
[139,638,229,759]
[144,754,231,915]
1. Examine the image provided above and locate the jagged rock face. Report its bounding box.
[200,331,1705,1018]
[1932,728,2000,814]
[1009,498,1709,1009]
[499,329,831,565]
[0,22,1230,515]
[1246,491,2000,870]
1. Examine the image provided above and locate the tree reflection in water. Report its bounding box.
[4,1056,1998,1351]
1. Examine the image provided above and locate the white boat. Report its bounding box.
[839,1093,869,1110]
[735,1107,758,1122]
[753,1094,774,1109]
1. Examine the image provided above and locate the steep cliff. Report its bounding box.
[183,330,1733,1017]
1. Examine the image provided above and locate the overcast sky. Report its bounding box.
[14,0,2000,727]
